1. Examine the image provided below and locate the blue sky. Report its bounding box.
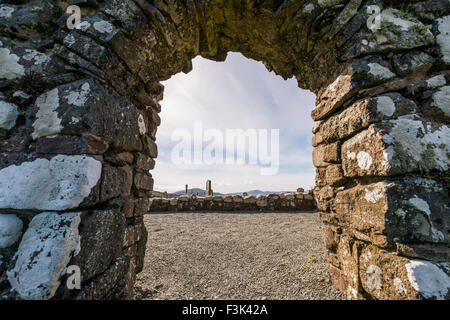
[153,52,316,194]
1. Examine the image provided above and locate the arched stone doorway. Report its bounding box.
[0,0,448,300]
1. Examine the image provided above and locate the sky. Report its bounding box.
[152,52,316,194]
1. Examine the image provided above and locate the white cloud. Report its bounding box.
[153,53,316,193]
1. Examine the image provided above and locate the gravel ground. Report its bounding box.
[134,212,346,300]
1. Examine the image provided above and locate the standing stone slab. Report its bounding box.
[0,155,101,211]
[7,212,81,300]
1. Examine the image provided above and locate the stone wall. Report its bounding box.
[0,0,449,300]
[149,192,316,212]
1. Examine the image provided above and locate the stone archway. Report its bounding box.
[0,0,448,300]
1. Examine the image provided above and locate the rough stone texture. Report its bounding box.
[0,100,18,130]
[31,79,143,151]
[359,245,450,300]
[70,210,125,283]
[0,0,448,300]
[149,192,315,212]
[0,155,102,211]
[7,212,81,300]
[341,117,450,177]
[331,176,449,247]
[0,214,23,249]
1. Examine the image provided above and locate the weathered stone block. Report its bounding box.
[133,198,149,217]
[317,93,417,144]
[0,1,61,39]
[312,142,340,167]
[322,223,339,252]
[0,100,19,130]
[325,164,345,186]
[315,167,327,187]
[347,8,434,58]
[312,57,396,120]
[0,155,101,211]
[0,37,67,87]
[116,152,134,164]
[336,236,362,299]
[74,255,130,300]
[123,225,135,248]
[36,135,109,155]
[7,212,81,300]
[392,51,433,77]
[396,243,450,263]
[342,117,450,177]
[334,177,449,247]
[436,16,450,66]
[134,172,154,191]
[70,210,125,283]
[31,79,142,151]
[143,136,158,158]
[426,85,450,121]
[0,214,23,249]
[359,246,450,300]
[101,165,133,202]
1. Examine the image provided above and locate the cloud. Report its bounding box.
[153,53,316,193]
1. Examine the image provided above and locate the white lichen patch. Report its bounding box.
[22,49,50,66]
[76,20,91,31]
[0,47,25,80]
[406,260,450,300]
[367,63,396,80]
[395,208,407,218]
[13,90,31,99]
[408,196,431,216]
[7,212,81,300]
[363,8,433,54]
[0,155,102,211]
[380,8,423,31]
[376,96,395,117]
[408,196,445,242]
[0,214,23,248]
[0,100,19,130]
[138,114,146,135]
[364,183,385,204]
[381,117,450,172]
[366,265,382,291]
[303,3,314,13]
[347,286,358,299]
[93,20,114,34]
[436,16,450,65]
[394,277,407,296]
[63,34,76,47]
[32,88,62,140]
[426,75,446,89]
[0,6,14,18]
[432,86,450,118]
[357,151,373,170]
[64,82,90,107]
[347,151,356,160]
[70,116,80,125]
